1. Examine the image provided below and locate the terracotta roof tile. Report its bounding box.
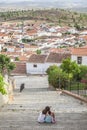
[49,48,68,53]
[19,55,28,61]
[83,35,87,40]
[28,54,47,63]
[46,52,71,63]
[27,29,37,35]
[70,48,87,56]
[12,62,26,74]
[24,44,38,48]
[1,52,21,56]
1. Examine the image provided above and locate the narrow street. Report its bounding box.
[0,75,87,130]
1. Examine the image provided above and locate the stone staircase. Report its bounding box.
[0,75,87,130]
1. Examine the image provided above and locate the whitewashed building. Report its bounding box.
[71,48,87,65]
[26,54,47,74]
[26,52,71,74]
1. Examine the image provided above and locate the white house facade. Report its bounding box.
[26,63,46,74]
[71,55,87,65]
[26,53,71,74]
[70,47,87,65]
[26,62,61,74]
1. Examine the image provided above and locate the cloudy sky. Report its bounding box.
[0,0,86,11]
[0,0,87,8]
[0,0,86,2]
[0,0,33,2]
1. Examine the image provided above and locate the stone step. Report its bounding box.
[0,75,87,130]
[14,75,49,89]
[0,112,87,130]
[2,90,87,113]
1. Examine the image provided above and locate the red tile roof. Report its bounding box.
[46,52,71,63]
[49,48,68,53]
[70,48,87,56]
[28,54,47,63]
[19,55,29,61]
[12,62,26,74]
[27,29,37,36]
[83,35,87,40]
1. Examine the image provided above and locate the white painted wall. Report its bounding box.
[71,55,77,62]
[7,47,15,52]
[26,62,61,74]
[26,63,45,74]
[82,56,87,65]
[26,54,87,74]
[0,44,2,51]
[71,55,87,65]
[3,36,10,42]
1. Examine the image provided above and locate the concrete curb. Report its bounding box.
[56,89,87,104]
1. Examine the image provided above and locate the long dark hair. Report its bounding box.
[45,106,50,111]
[42,106,50,114]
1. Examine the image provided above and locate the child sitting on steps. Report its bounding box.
[45,110,56,123]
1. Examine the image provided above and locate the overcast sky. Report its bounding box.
[1,0,30,2]
[1,0,87,2]
[2,0,32,1]
[0,0,87,6]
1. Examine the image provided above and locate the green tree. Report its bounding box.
[74,23,81,30]
[15,57,19,61]
[36,49,41,54]
[61,58,80,80]
[0,74,7,95]
[79,65,87,81]
[0,54,16,76]
[47,65,68,89]
[22,38,34,43]
[46,65,58,75]
[3,48,7,52]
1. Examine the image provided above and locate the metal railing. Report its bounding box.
[64,80,87,96]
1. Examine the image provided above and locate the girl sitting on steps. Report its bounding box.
[38,106,56,123]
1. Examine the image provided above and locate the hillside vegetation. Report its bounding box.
[0,9,87,27]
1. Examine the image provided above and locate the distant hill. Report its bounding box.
[0,0,87,13]
[0,8,87,28]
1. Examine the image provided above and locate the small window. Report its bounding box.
[33,64,37,67]
[77,57,82,64]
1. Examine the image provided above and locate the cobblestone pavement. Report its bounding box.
[0,75,87,130]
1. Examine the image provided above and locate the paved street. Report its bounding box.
[0,75,87,130]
